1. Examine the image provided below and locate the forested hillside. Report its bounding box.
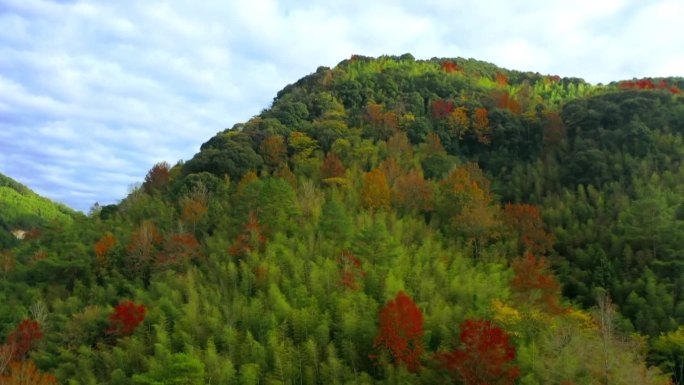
[1,54,683,384]
[0,173,77,249]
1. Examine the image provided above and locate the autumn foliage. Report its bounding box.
[320,152,346,179]
[142,161,171,194]
[6,320,42,361]
[472,107,490,144]
[437,319,520,385]
[337,251,366,290]
[503,203,555,255]
[620,79,681,94]
[373,291,424,373]
[156,233,201,269]
[107,300,146,336]
[441,61,463,73]
[228,211,267,258]
[361,168,390,210]
[0,359,58,385]
[510,253,565,313]
[431,100,455,120]
[492,90,521,114]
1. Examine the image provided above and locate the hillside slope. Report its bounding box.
[1,55,682,384]
[0,172,76,248]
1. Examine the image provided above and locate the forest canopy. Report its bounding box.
[1,54,683,384]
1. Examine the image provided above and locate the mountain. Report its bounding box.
[1,55,682,384]
[0,172,77,248]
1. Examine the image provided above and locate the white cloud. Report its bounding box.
[0,0,682,211]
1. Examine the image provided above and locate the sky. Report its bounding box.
[0,0,682,212]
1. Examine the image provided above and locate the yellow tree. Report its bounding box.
[361,168,390,210]
[448,106,470,140]
[259,135,287,169]
[438,164,501,258]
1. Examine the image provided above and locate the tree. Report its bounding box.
[107,300,146,337]
[392,168,434,214]
[156,233,200,270]
[6,320,42,361]
[259,135,287,169]
[503,203,554,256]
[228,211,266,258]
[94,233,117,272]
[1,250,14,278]
[473,107,491,144]
[0,359,58,385]
[437,164,501,257]
[320,152,346,180]
[372,291,424,373]
[361,168,390,210]
[510,253,565,314]
[448,106,470,140]
[133,353,205,385]
[337,251,366,290]
[650,327,684,385]
[127,221,162,277]
[437,319,520,385]
[142,161,171,194]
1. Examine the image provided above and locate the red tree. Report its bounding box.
[441,61,462,73]
[372,291,424,373]
[6,320,42,361]
[511,252,565,313]
[143,161,171,194]
[156,233,201,270]
[107,300,146,336]
[228,211,267,258]
[337,251,366,290]
[431,100,455,120]
[437,319,520,385]
[502,203,555,255]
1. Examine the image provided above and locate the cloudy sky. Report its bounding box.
[0,0,682,211]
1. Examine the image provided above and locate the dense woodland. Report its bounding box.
[1,54,683,384]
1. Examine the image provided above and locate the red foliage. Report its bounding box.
[365,103,399,137]
[320,152,346,179]
[620,79,681,94]
[511,253,565,313]
[228,212,267,258]
[441,61,463,73]
[156,233,201,269]
[6,320,42,361]
[544,75,561,84]
[473,107,491,144]
[495,72,508,86]
[492,91,521,114]
[503,203,555,255]
[431,100,455,120]
[143,162,171,194]
[437,319,520,385]
[94,234,116,259]
[337,251,366,290]
[372,291,424,373]
[107,300,146,336]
